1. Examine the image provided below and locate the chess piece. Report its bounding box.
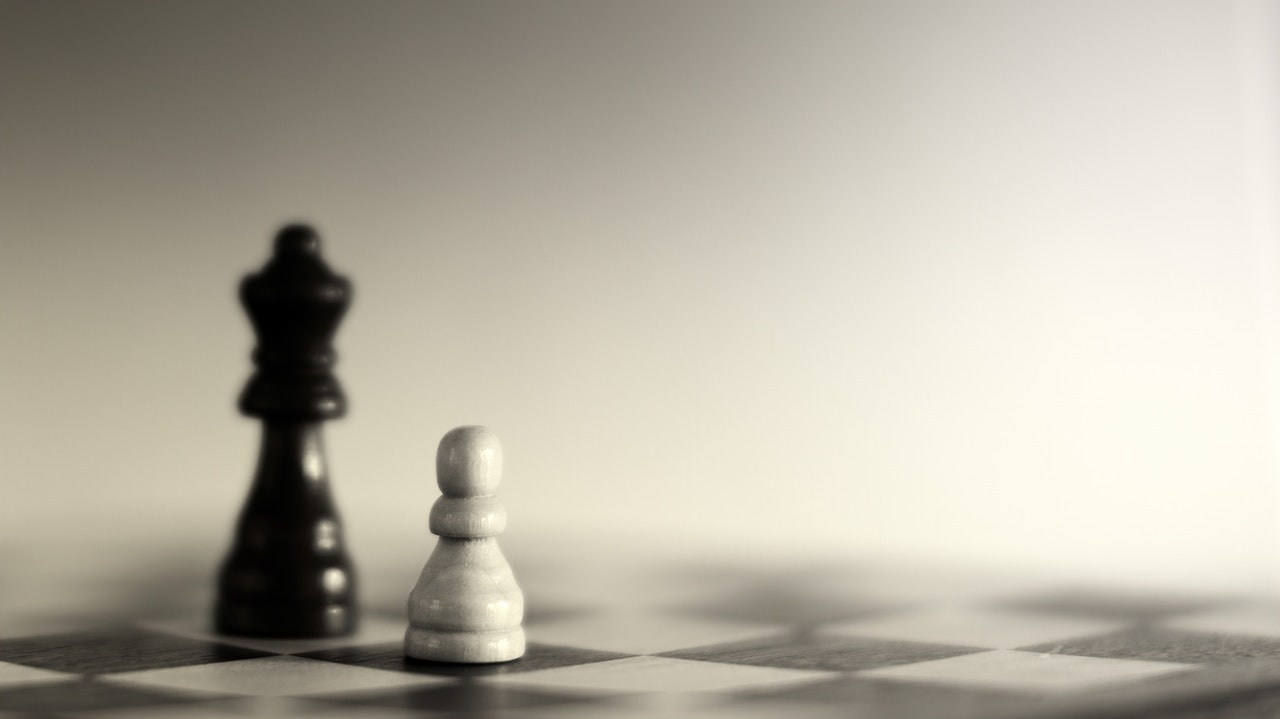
[215,224,358,638]
[405,426,525,663]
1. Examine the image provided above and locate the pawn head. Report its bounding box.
[437,425,503,497]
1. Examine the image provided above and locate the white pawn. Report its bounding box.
[405,426,525,663]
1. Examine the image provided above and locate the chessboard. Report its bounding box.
[4,559,1280,719]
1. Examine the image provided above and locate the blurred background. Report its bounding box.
[2,0,1279,612]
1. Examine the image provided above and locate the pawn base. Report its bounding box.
[404,625,525,663]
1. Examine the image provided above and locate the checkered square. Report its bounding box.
[10,562,1280,719]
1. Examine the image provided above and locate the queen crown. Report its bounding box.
[239,224,352,420]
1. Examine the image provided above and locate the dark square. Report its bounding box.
[724,675,1051,719]
[661,632,984,672]
[676,587,895,627]
[639,561,895,626]
[314,680,612,713]
[1021,626,1280,664]
[300,640,633,677]
[0,678,206,713]
[999,589,1218,622]
[0,627,271,674]
[1146,692,1280,719]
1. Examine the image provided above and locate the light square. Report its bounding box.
[827,607,1123,649]
[56,696,433,719]
[0,661,72,688]
[1163,605,1280,640]
[858,649,1192,693]
[491,655,832,694]
[528,610,787,655]
[103,655,445,697]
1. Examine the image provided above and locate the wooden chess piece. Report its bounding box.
[405,426,525,662]
[215,224,358,638]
